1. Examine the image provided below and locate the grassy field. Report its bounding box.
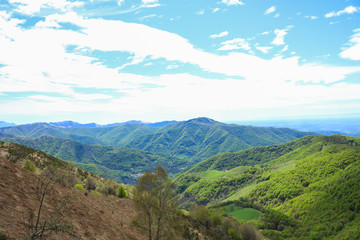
[199,166,249,180]
[222,182,262,202]
[225,204,260,221]
[222,162,295,203]
[199,170,226,180]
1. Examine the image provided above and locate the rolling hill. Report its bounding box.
[0,118,313,163]
[126,117,313,162]
[174,134,360,239]
[0,122,164,146]
[0,134,188,184]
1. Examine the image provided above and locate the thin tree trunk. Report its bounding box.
[148,212,152,240]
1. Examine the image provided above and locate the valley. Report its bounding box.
[1,118,359,239]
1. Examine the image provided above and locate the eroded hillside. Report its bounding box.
[0,154,146,239]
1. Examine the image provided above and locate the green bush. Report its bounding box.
[0,231,7,240]
[22,160,37,173]
[92,191,102,196]
[194,205,211,225]
[99,179,117,196]
[74,184,84,191]
[118,185,127,198]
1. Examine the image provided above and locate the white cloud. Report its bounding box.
[221,0,244,6]
[142,0,158,3]
[325,6,360,18]
[256,46,272,54]
[280,45,288,52]
[117,0,125,6]
[339,29,360,60]
[271,27,292,45]
[274,13,280,18]
[213,8,220,13]
[264,6,276,15]
[304,15,318,20]
[210,31,229,39]
[196,9,205,15]
[8,0,84,14]
[143,3,160,8]
[218,38,251,51]
[138,14,157,21]
[166,64,179,70]
[1,11,360,122]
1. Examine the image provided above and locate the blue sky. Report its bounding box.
[0,0,360,124]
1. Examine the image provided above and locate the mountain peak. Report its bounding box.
[186,117,218,124]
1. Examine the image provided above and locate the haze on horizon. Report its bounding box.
[1,0,360,124]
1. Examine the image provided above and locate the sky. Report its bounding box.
[0,0,360,124]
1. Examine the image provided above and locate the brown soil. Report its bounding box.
[0,156,146,240]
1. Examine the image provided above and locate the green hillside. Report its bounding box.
[1,118,312,163]
[0,141,104,183]
[0,134,188,184]
[248,135,360,239]
[127,117,312,162]
[175,135,360,239]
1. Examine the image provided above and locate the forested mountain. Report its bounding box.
[0,118,313,163]
[0,123,103,144]
[0,121,169,146]
[0,134,187,184]
[175,135,360,239]
[126,117,313,162]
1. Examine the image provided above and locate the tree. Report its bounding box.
[132,166,180,240]
[23,168,78,239]
[85,176,96,191]
[118,185,127,198]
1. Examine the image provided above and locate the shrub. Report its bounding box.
[212,214,222,226]
[0,231,7,240]
[194,205,211,226]
[22,160,37,173]
[92,191,102,196]
[118,185,127,198]
[100,180,117,196]
[85,176,97,191]
[74,184,84,190]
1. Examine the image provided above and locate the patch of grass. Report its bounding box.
[223,182,262,202]
[225,204,260,221]
[271,160,296,173]
[199,170,226,180]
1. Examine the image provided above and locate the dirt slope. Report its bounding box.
[0,156,146,240]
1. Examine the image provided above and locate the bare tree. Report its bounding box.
[23,169,80,239]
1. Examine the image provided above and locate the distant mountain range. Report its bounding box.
[0,121,16,128]
[0,117,313,163]
[48,120,177,128]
